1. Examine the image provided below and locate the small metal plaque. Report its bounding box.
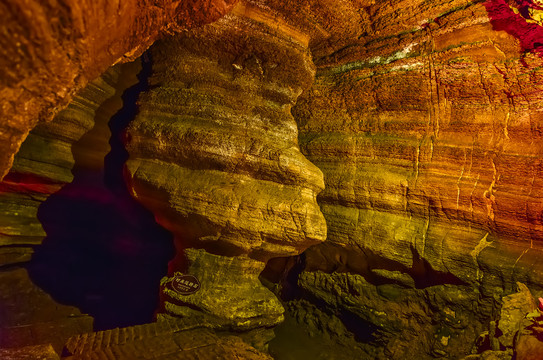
[171,273,201,295]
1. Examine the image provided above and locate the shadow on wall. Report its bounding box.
[28,56,174,331]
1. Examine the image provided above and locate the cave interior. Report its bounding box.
[2,1,543,359]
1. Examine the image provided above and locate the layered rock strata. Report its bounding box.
[0,65,134,350]
[125,9,327,328]
[0,0,237,180]
[283,0,543,358]
[0,67,125,265]
[3,0,543,358]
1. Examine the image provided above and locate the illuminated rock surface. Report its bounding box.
[2,0,543,359]
[0,0,237,180]
[0,68,126,352]
[279,0,543,358]
[125,9,326,328]
[0,67,124,264]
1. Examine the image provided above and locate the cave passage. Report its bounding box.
[28,56,174,331]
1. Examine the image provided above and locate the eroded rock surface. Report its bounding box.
[125,7,327,327]
[0,66,126,264]
[271,0,543,358]
[297,0,543,291]
[162,249,284,329]
[0,0,237,180]
[497,282,537,348]
[0,67,126,351]
[3,0,543,359]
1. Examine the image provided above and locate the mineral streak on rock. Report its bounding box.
[125,7,327,326]
[0,0,238,180]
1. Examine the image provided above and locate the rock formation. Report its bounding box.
[0,66,126,265]
[2,0,543,359]
[0,65,134,351]
[282,0,543,358]
[124,7,327,328]
[0,0,237,180]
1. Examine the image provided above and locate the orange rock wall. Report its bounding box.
[297,0,543,289]
[0,0,237,180]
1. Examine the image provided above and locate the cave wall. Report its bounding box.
[2,0,543,358]
[0,66,126,266]
[0,0,237,180]
[0,65,126,351]
[288,0,543,358]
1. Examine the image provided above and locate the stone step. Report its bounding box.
[63,323,272,360]
[64,319,187,355]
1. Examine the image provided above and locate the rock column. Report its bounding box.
[125,10,327,329]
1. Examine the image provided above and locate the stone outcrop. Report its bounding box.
[516,314,543,360]
[0,0,237,180]
[460,283,543,360]
[0,65,141,352]
[161,249,284,329]
[124,6,327,328]
[265,0,543,357]
[297,0,543,291]
[497,282,537,348]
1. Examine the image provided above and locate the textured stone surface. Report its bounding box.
[124,6,326,326]
[277,0,543,358]
[290,270,485,359]
[125,10,326,261]
[0,67,131,352]
[497,282,537,348]
[0,268,93,352]
[64,318,272,360]
[3,0,543,359]
[0,66,123,261]
[161,249,284,329]
[0,0,237,180]
[297,0,543,291]
[0,344,59,360]
[516,315,543,360]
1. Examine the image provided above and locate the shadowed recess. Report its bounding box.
[28,55,174,331]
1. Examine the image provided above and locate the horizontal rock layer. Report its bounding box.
[125,12,326,261]
[0,66,123,264]
[287,0,543,358]
[125,9,327,326]
[3,0,543,358]
[0,65,142,352]
[0,0,237,180]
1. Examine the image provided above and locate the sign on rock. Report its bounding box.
[171,273,201,295]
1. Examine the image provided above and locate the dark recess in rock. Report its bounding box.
[28,56,174,331]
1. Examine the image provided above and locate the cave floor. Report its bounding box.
[1,317,273,360]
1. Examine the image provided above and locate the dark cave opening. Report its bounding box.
[27,55,174,331]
